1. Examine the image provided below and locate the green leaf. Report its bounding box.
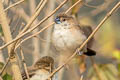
[2,73,12,80]
[0,24,3,36]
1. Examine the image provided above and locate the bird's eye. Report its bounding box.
[55,17,61,24]
[63,18,66,21]
[55,17,60,21]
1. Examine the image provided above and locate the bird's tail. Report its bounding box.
[83,48,96,56]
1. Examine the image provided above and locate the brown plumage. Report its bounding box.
[22,56,54,80]
[52,13,96,56]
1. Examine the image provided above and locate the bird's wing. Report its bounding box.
[78,25,94,48]
[22,69,36,80]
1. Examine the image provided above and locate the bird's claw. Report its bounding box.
[76,49,83,56]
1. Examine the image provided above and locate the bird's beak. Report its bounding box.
[54,17,61,24]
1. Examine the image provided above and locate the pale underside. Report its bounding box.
[52,21,87,55]
[30,70,49,80]
[30,69,57,80]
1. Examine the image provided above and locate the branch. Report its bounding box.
[20,47,30,80]
[15,23,54,50]
[0,58,10,76]
[0,0,68,50]
[4,0,25,12]
[19,0,46,34]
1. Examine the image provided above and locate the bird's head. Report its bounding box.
[54,13,73,24]
[34,56,54,72]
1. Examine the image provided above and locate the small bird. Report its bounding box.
[22,56,55,80]
[52,13,96,57]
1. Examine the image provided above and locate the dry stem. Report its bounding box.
[0,0,68,50]
[0,58,10,76]
[0,0,22,80]
[4,0,25,12]
[15,22,54,50]
[20,47,30,80]
[65,0,82,13]
[29,0,42,62]
[20,0,47,34]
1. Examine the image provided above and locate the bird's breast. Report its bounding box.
[52,24,86,53]
[30,70,57,80]
[30,70,49,80]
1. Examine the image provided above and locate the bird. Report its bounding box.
[51,13,96,80]
[52,13,96,57]
[22,56,56,80]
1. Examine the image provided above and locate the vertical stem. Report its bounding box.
[0,2,12,53]
[29,0,42,62]
[0,1,22,80]
[43,0,55,56]
[20,47,30,80]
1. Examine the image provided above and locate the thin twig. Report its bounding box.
[20,46,30,80]
[35,0,44,12]
[2,0,47,55]
[47,2,120,78]
[4,0,25,12]
[0,0,47,51]
[91,0,114,16]
[19,0,47,34]
[15,23,54,50]
[0,58,10,75]
[11,16,21,35]
[11,8,30,22]
[83,2,97,9]
[33,36,47,42]
[65,0,82,13]
[29,0,43,62]
[0,0,68,50]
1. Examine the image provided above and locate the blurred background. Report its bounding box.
[0,0,120,80]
